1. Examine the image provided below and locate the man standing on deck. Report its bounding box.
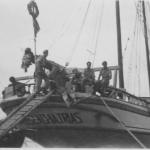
[97,61,112,93]
[82,61,95,92]
[34,50,51,94]
[71,68,82,92]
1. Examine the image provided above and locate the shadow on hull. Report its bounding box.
[24,128,150,148]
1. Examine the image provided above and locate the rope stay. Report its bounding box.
[133,1,139,94]
[122,1,142,94]
[66,0,93,65]
[135,13,141,95]
[74,92,147,148]
[126,1,145,96]
[100,96,147,148]
[138,1,150,96]
[137,7,143,95]
[86,0,100,62]
[92,0,104,67]
[147,2,150,37]
[49,5,82,51]
[126,6,138,93]
[145,1,150,46]
[136,1,144,96]
[146,2,150,62]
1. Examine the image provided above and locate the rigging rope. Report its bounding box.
[75,92,147,148]
[49,5,82,50]
[145,1,150,48]
[126,7,138,92]
[86,0,99,62]
[92,0,104,67]
[137,12,143,95]
[126,1,144,96]
[133,2,140,94]
[100,96,147,148]
[123,37,130,52]
[136,0,150,96]
[138,1,143,95]
[123,1,143,95]
[66,0,93,65]
[136,6,144,96]
[135,1,144,37]
[134,14,140,95]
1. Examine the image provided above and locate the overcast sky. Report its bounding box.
[0,0,149,96]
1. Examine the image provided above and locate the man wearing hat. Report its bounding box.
[34,50,51,94]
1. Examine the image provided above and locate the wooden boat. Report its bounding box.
[0,0,150,148]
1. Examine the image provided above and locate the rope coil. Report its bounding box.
[27,0,39,19]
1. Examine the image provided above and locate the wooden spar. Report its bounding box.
[115,0,124,89]
[15,66,119,81]
[67,66,119,74]
[15,76,34,81]
[142,1,150,93]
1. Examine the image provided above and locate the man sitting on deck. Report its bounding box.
[47,63,76,107]
[9,76,26,97]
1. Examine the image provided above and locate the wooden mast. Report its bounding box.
[115,0,124,88]
[142,1,150,93]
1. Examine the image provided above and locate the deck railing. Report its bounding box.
[108,87,147,107]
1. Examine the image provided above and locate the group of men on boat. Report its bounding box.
[22,47,112,93]
[3,48,112,105]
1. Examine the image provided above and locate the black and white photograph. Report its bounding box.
[0,0,150,148]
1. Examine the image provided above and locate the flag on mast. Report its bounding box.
[33,18,40,37]
[27,0,40,37]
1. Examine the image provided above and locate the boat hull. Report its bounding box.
[1,94,150,147]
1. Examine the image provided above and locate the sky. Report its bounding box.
[0,0,149,96]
